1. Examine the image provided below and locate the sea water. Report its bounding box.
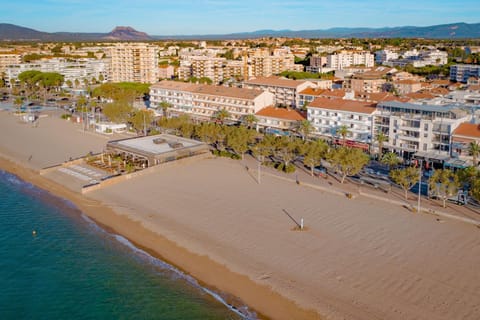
[0,170,252,319]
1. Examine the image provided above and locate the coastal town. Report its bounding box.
[1,17,480,320]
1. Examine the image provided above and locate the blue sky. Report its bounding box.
[2,0,479,35]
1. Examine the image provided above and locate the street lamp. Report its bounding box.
[417,159,422,213]
[257,155,264,184]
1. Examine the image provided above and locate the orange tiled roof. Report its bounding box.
[299,87,326,96]
[308,97,377,114]
[319,89,346,99]
[430,79,450,86]
[255,106,306,121]
[453,123,480,139]
[429,87,449,95]
[405,92,435,100]
[355,92,409,103]
[152,80,265,100]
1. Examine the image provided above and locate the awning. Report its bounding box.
[444,158,469,169]
[413,151,450,162]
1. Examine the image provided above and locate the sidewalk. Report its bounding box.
[239,155,480,227]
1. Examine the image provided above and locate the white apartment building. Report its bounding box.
[243,76,314,108]
[248,54,297,78]
[384,49,448,68]
[110,43,159,83]
[450,64,480,83]
[0,53,21,72]
[177,57,246,84]
[190,57,226,84]
[375,101,471,160]
[307,97,377,148]
[5,58,110,87]
[375,50,399,65]
[326,51,374,69]
[150,80,274,122]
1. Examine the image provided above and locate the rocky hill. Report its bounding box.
[102,26,151,41]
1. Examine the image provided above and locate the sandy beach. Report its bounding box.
[1,110,480,320]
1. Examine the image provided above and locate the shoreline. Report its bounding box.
[0,155,321,320]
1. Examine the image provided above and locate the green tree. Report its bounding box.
[470,172,480,202]
[65,80,73,88]
[178,115,195,138]
[213,108,231,125]
[381,152,401,170]
[102,101,134,123]
[74,79,80,88]
[390,166,420,200]
[195,122,218,145]
[328,147,370,183]
[253,134,276,161]
[429,169,459,208]
[303,140,328,176]
[92,82,150,102]
[159,101,172,118]
[297,120,313,141]
[18,70,42,102]
[375,131,388,158]
[242,114,258,130]
[468,141,480,166]
[337,125,350,146]
[129,109,155,135]
[272,136,301,169]
[226,126,255,159]
[13,96,23,111]
[76,95,88,112]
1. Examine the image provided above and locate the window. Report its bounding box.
[423,143,427,151]
[424,123,429,131]
[424,132,428,138]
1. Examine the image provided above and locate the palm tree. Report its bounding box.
[13,96,23,112]
[468,141,480,166]
[381,152,400,170]
[297,120,313,141]
[337,125,349,146]
[213,108,231,125]
[375,131,388,158]
[242,114,258,130]
[159,101,172,118]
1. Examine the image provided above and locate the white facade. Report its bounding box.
[5,58,110,87]
[243,77,314,108]
[110,43,159,83]
[0,53,21,72]
[375,50,399,64]
[150,81,274,122]
[307,98,377,144]
[375,101,471,158]
[326,52,374,69]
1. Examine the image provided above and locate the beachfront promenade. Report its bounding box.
[1,109,480,320]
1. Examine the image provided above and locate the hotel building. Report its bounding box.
[375,101,470,161]
[243,76,314,108]
[307,97,377,149]
[110,43,159,83]
[150,80,274,122]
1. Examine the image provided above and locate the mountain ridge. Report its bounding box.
[1,22,480,41]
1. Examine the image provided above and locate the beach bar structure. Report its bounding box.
[106,134,209,167]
